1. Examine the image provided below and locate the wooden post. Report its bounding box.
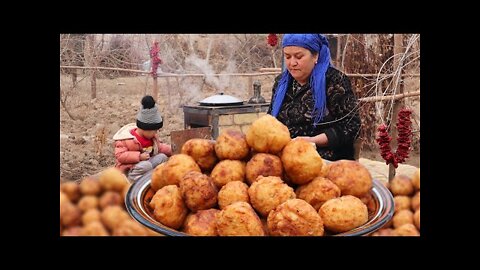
[86,34,97,99]
[388,34,405,182]
[153,76,158,101]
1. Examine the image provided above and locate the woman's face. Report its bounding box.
[283,46,319,85]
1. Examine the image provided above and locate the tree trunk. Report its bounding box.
[86,34,97,99]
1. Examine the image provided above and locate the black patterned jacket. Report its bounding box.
[267,66,361,161]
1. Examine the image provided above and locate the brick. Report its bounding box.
[234,113,258,125]
[218,125,241,135]
[218,115,233,125]
[240,125,251,135]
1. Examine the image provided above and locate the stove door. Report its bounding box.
[170,127,212,154]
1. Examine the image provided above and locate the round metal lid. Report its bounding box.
[198,93,243,106]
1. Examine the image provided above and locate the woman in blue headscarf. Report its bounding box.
[268,34,361,161]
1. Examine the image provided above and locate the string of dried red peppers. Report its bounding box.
[267,34,278,47]
[376,108,413,168]
[150,41,162,78]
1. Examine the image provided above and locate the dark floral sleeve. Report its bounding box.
[267,75,282,115]
[323,72,361,149]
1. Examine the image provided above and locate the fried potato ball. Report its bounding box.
[319,195,368,233]
[113,219,149,236]
[210,160,246,188]
[281,138,323,185]
[413,209,420,230]
[246,114,291,154]
[218,181,250,210]
[411,168,420,190]
[181,138,218,171]
[214,129,250,160]
[319,160,330,177]
[359,192,377,215]
[152,154,201,190]
[77,195,99,212]
[395,223,419,236]
[60,182,81,203]
[411,191,420,211]
[83,221,110,236]
[267,199,324,236]
[179,171,218,212]
[61,226,83,236]
[79,177,102,196]
[371,228,396,236]
[326,160,373,197]
[61,202,82,227]
[394,196,412,213]
[392,209,414,229]
[246,153,283,185]
[82,208,102,225]
[389,174,414,196]
[216,202,265,236]
[149,185,188,230]
[150,162,167,192]
[248,176,296,217]
[98,191,123,210]
[101,205,131,231]
[182,209,220,236]
[295,176,341,211]
[99,167,128,192]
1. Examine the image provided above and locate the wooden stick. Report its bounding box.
[359,91,420,103]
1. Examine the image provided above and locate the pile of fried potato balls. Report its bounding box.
[60,167,162,236]
[149,114,388,236]
[371,169,420,236]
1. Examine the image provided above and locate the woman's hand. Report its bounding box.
[295,133,329,147]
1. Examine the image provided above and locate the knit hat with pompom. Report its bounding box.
[136,95,163,130]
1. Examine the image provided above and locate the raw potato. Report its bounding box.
[319,195,368,233]
[327,160,373,197]
[77,195,99,212]
[295,176,341,211]
[149,185,188,230]
[182,209,220,236]
[411,191,420,211]
[210,160,246,188]
[413,209,420,230]
[181,138,218,171]
[98,191,123,210]
[61,182,81,203]
[179,171,218,212]
[98,167,128,192]
[267,199,324,236]
[246,114,291,154]
[246,153,283,185]
[395,223,419,236]
[79,177,102,196]
[215,129,250,160]
[83,221,109,236]
[411,168,420,190]
[82,208,102,225]
[100,205,130,231]
[248,176,296,217]
[281,138,323,185]
[394,196,411,213]
[392,209,414,228]
[216,202,265,236]
[113,219,149,236]
[389,174,414,196]
[218,181,250,210]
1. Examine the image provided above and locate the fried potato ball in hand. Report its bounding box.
[411,168,420,191]
[61,202,82,227]
[413,209,420,230]
[149,185,188,230]
[82,208,102,225]
[181,138,218,171]
[214,129,250,160]
[327,160,373,197]
[77,195,99,212]
[216,202,265,236]
[99,167,128,192]
[248,176,295,217]
[395,223,419,236]
[411,191,420,211]
[295,176,341,211]
[218,181,250,210]
[319,195,368,233]
[154,154,201,189]
[281,138,323,185]
[183,209,220,236]
[101,205,130,231]
[113,219,149,236]
[394,196,412,213]
[210,160,246,188]
[61,182,81,203]
[79,177,102,196]
[246,153,283,185]
[99,191,123,210]
[392,209,414,229]
[389,174,414,196]
[246,114,291,154]
[179,171,218,212]
[267,199,324,236]
[83,221,110,236]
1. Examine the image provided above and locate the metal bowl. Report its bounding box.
[125,174,394,236]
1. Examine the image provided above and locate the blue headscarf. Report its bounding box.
[271,34,331,125]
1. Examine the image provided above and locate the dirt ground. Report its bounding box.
[60,74,420,182]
